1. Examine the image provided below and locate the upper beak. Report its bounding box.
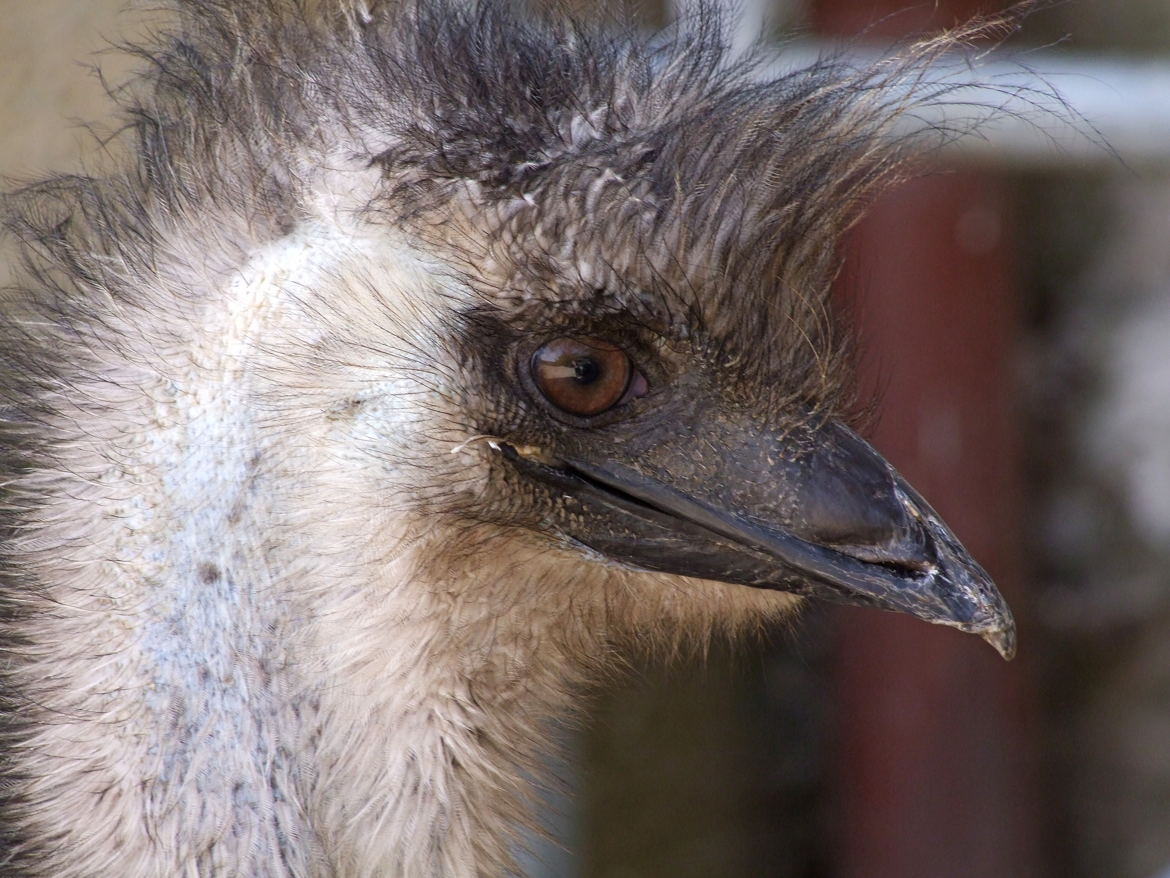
[504,417,1015,659]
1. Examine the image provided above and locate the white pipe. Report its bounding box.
[760,41,1170,169]
[669,0,1170,170]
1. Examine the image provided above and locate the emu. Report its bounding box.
[0,1,1014,875]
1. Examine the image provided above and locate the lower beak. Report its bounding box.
[504,419,1015,659]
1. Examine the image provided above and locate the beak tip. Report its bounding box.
[969,595,1016,659]
[981,624,1017,661]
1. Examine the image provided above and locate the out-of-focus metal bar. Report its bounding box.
[761,42,1170,168]
[670,0,1170,168]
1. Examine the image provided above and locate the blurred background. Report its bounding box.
[4,1,1170,876]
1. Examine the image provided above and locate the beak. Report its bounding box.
[503,418,1015,659]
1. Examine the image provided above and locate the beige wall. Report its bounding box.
[0,1,150,178]
[1,1,151,287]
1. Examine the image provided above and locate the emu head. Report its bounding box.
[299,4,1016,657]
[3,0,1014,659]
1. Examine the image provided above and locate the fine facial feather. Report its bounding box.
[0,1,1016,875]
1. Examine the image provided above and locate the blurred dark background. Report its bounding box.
[5,1,1170,876]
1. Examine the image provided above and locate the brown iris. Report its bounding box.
[531,337,633,417]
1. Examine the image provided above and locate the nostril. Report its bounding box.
[811,515,933,572]
[804,483,934,571]
[799,476,907,548]
[836,538,936,574]
[824,485,938,573]
[779,422,935,569]
[787,449,911,549]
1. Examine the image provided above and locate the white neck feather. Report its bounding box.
[9,219,591,876]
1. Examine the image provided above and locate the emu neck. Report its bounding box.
[10,223,584,877]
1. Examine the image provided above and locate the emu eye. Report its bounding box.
[531,337,638,417]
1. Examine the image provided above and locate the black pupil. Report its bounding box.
[573,357,601,384]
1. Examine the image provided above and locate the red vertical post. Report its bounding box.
[812,3,1042,877]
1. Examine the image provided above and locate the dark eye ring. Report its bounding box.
[530,337,646,417]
